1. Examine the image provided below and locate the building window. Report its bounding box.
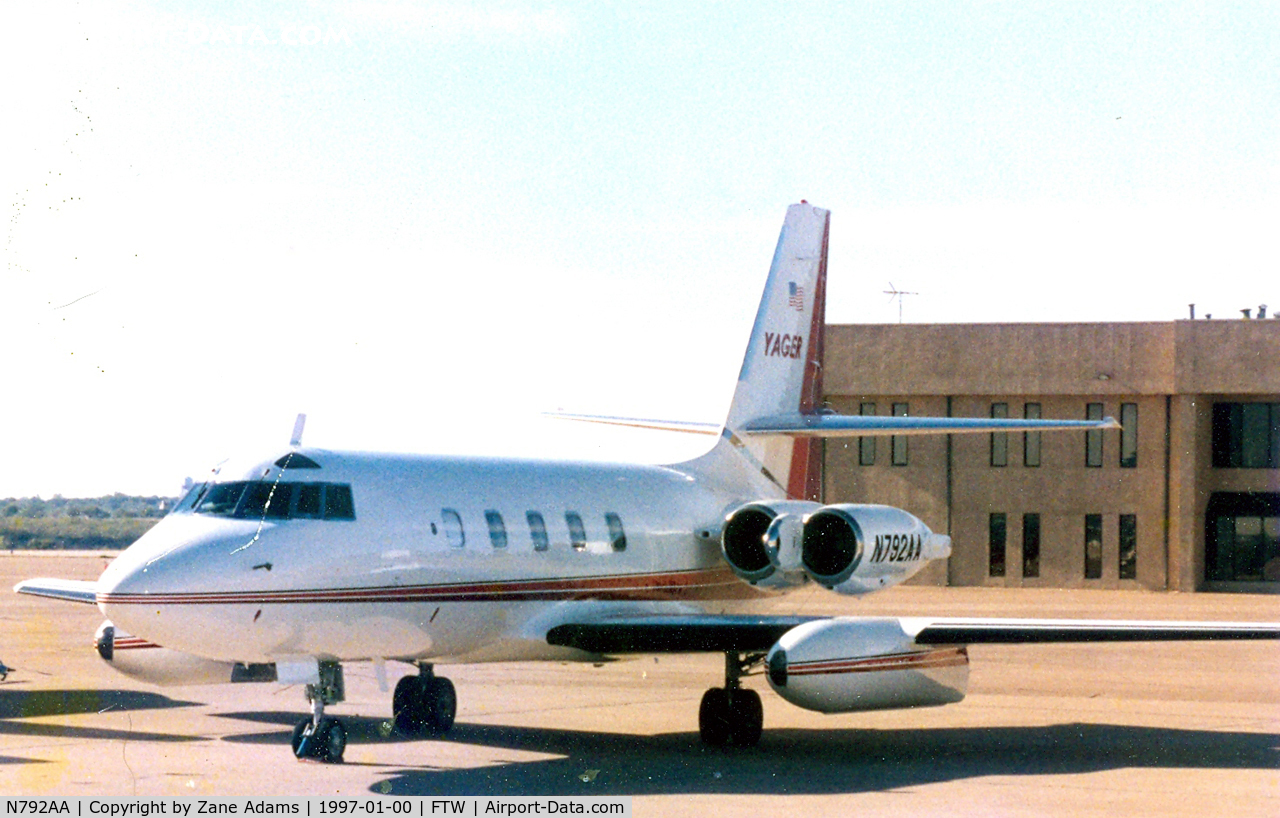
[1084,514,1103,579]
[859,402,876,466]
[1022,513,1040,578]
[990,403,1008,467]
[1024,403,1041,467]
[566,512,587,551]
[1120,403,1138,468]
[485,510,507,549]
[527,511,549,552]
[1205,492,1280,582]
[1085,403,1104,467]
[1212,403,1280,468]
[891,403,909,466]
[1119,514,1137,579]
[988,513,1007,577]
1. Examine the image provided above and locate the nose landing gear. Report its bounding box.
[392,663,456,736]
[292,661,347,763]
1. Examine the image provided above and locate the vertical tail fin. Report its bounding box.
[715,202,830,500]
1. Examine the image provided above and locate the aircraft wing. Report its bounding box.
[545,614,1280,654]
[13,578,98,605]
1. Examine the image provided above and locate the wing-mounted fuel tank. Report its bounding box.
[722,501,950,594]
[765,618,969,713]
[721,501,822,589]
[94,621,276,687]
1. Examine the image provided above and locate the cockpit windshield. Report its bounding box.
[178,481,356,521]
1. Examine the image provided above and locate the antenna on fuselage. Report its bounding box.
[289,413,307,447]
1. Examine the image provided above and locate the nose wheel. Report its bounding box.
[393,664,456,736]
[292,661,347,763]
[698,652,764,747]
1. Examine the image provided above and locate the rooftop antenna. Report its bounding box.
[883,282,918,324]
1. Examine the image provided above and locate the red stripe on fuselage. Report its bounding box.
[96,566,765,606]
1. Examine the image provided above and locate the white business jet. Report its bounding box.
[17,203,1280,763]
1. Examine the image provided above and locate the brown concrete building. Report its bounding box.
[823,320,1280,592]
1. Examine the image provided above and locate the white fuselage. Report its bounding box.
[96,447,772,666]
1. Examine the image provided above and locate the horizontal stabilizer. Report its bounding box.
[14,577,98,605]
[744,413,1121,438]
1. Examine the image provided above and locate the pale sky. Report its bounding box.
[2,2,1277,498]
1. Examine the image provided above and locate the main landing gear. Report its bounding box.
[698,652,764,748]
[393,663,457,736]
[292,661,347,763]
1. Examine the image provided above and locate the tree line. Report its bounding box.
[1,494,176,550]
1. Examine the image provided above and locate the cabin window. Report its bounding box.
[485,510,508,549]
[442,508,465,547]
[566,512,587,551]
[605,513,627,552]
[527,511,549,552]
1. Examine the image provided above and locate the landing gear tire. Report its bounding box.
[292,717,346,763]
[393,673,456,736]
[698,688,732,747]
[698,688,763,748]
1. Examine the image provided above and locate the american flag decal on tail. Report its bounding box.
[788,282,805,311]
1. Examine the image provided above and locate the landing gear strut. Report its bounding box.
[292,661,347,763]
[393,663,456,736]
[699,652,764,748]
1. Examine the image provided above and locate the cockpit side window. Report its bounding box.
[442,508,465,547]
[295,484,323,518]
[485,510,508,549]
[323,485,355,520]
[192,481,354,521]
[196,483,246,516]
[566,512,587,551]
[241,482,293,519]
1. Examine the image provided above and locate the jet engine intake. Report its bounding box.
[800,504,951,595]
[766,618,969,713]
[94,621,275,686]
[721,501,820,589]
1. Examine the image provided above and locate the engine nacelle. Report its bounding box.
[95,621,275,686]
[765,618,969,713]
[721,500,821,589]
[800,504,951,595]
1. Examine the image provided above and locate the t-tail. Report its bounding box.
[711,202,830,501]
